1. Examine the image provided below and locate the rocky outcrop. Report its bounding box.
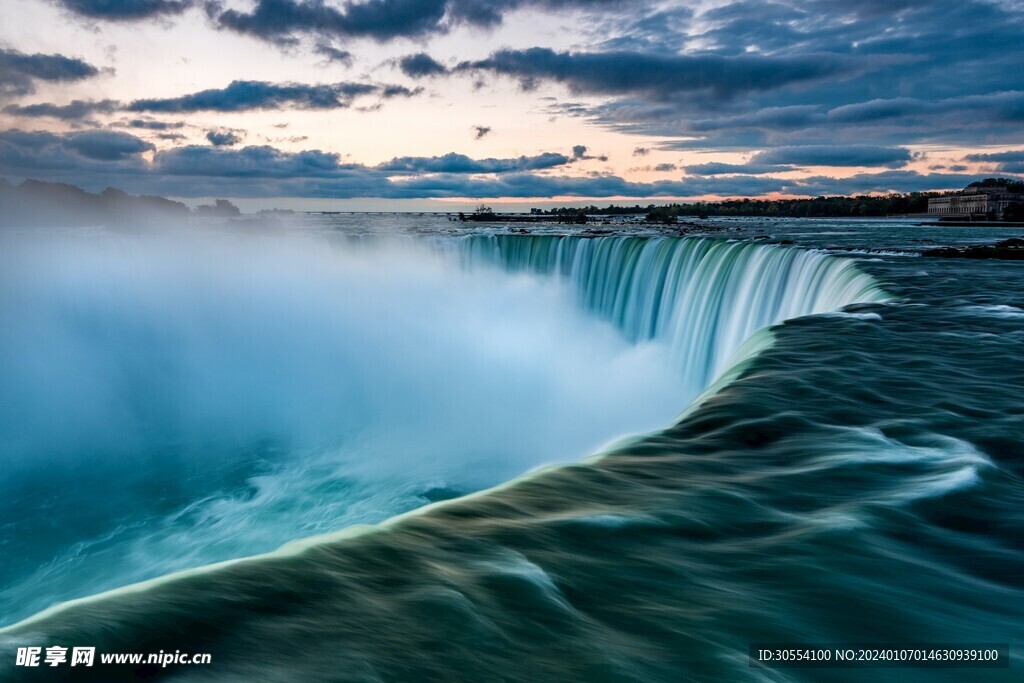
[923,237,1024,260]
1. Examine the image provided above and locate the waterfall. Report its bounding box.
[0,229,889,627]
[444,235,888,396]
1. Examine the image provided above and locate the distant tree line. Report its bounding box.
[534,193,943,221]
[535,204,652,216]
[644,193,950,222]
[532,178,1024,222]
[967,178,1024,193]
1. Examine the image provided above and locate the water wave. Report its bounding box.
[0,232,897,677]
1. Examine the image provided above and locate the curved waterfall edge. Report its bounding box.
[1,238,891,634]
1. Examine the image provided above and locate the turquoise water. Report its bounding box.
[0,216,1021,681]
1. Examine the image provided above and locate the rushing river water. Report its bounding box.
[0,215,1021,682]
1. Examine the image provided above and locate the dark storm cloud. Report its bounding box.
[56,0,192,20]
[694,0,1022,76]
[377,151,570,174]
[0,129,151,171]
[122,118,186,130]
[209,0,449,43]
[150,145,359,177]
[824,92,1024,127]
[459,47,854,99]
[793,171,985,196]
[0,48,101,97]
[684,162,792,176]
[2,130,1005,199]
[381,172,785,200]
[206,0,634,44]
[751,145,912,168]
[64,130,155,160]
[545,0,1024,151]
[444,0,632,31]
[632,90,1024,151]
[127,80,404,112]
[381,85,423,98]
[571,145,607,162]
[964,149,1024,175]
[152,147,572,179]
[964,150,1024,164]
[314,43,353,65]
[2,99,119,120]
[398,53,448,78]
[683,105,824,133]
[206,130,242,146]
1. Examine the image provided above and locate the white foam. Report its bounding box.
[806,428,993,505]
[822,311,883,321]
[963,304,1024,319]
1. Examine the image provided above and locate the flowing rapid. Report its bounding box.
[3,219,1021,682]
[448,235,883,394]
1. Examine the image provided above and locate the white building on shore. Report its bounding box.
[928,185,1020,220]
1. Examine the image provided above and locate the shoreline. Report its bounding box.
[918,220,1024,227]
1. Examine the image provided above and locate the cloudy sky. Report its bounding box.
[1,0,1023,208]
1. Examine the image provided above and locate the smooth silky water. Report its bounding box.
[0,229,691,624]
[1,215,1021,682]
